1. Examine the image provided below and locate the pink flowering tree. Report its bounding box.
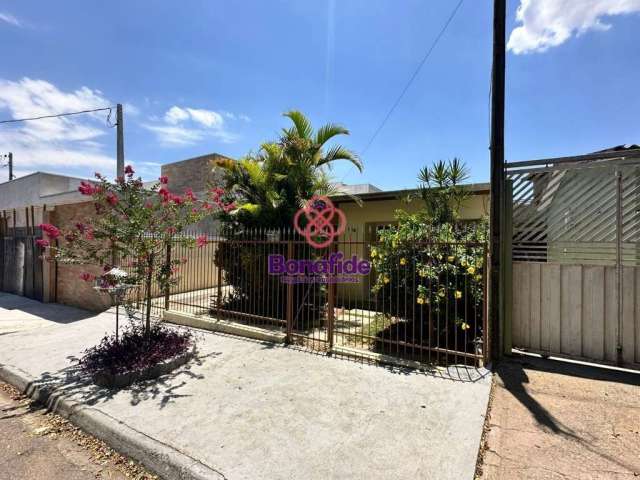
[39,166,232,335]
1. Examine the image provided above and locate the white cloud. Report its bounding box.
[186,108,223,128]
[142,124,206,146]
[123,102,140,116]
[164,106,190,125]
[0,77,116,178]
[508,0,640,54]
[0,12,21,27]
[144,105,238,146]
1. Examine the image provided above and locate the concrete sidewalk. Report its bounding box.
[0,293,491,480]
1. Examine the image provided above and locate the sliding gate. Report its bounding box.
[505,150,640,369]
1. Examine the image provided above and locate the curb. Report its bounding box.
[164,310,286,343]
[0,363,225,480]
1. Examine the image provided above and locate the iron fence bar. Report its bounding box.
[616,169,623,365]
[164,242,172,310]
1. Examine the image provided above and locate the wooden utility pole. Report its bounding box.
[7,152,13,181]
[116,104,124,178]
[489,0,506,362]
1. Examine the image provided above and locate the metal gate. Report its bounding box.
[505,148,640,369]
[0,224,44,301]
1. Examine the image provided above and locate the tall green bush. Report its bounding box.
[369,159,488,357]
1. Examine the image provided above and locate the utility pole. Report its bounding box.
[1,153,13,181]
[116,104,124,178]
[489,0,506,363]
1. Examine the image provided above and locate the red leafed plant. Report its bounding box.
[39,165,234,335]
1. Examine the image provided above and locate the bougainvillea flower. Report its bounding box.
[183,188,197,202]
[124,165,135,176]
[158,187,170,199]
[39,223,60,239]
[78,181,95,195]
[35,238,50,248]
[106,192,119,206]
[196,235,207,248]
[159,175,169,184]
[223,202,236,213]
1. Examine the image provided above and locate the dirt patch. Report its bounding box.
[0,381,158,480]
[479,356,640,479]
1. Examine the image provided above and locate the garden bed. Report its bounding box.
[92,345,196,388]
[78,323,196,389]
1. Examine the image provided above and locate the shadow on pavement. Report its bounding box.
[0,293,96,324]
[22,350,217,411]
[496,356,640,473]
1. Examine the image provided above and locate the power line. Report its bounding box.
[0,106,115,125]
[362,0,464,154]
[340,0,465,183]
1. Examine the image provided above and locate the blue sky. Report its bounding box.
[0,0,639,189]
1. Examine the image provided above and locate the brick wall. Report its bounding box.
[161,153,229,197]
[161,153,232,234]
[47,201,112,311]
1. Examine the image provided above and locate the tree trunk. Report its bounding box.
[144,253,154,336]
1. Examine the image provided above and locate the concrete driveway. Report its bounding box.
[0,293,491,480]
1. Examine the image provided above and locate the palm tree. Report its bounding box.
[214,110,362,228]
[417,157,469,226]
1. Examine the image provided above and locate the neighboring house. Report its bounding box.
[0,172,89,227]
[512,144,640,265]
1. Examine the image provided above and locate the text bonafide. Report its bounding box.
[268,253,371,276]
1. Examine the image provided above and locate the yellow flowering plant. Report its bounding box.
[368,159,488,355]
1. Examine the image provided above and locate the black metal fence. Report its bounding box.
[162,228,488,367]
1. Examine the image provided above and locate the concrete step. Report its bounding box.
[163,310,287,344]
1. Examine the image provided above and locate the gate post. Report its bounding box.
[615,169,623,365]
[164,242,172,310]
[286,240,294,342]
[502,179,514,356]
[327,242,337,351]
[216,245,222,318]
